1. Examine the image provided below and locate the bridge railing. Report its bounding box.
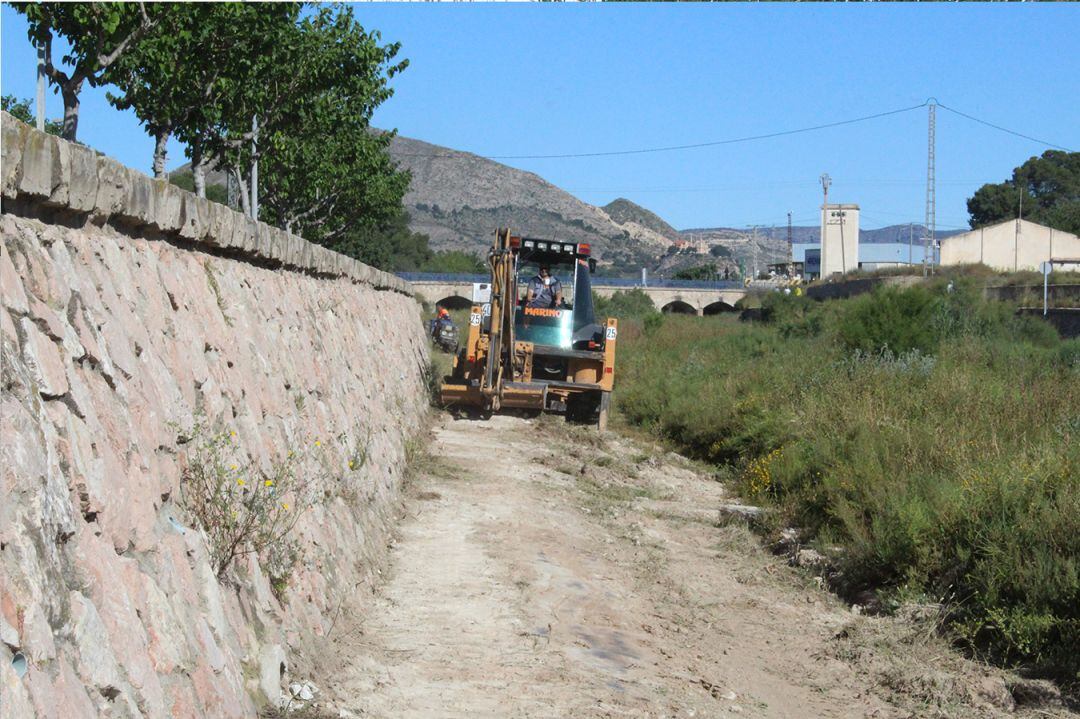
[396,272,744,291]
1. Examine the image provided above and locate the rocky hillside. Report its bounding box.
[601,198,681,242]
[387,135,673,273]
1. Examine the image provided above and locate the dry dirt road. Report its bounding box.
[308,414,1069,719]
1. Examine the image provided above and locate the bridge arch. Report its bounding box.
[435,295,473,311]
[703,301,737,316]
[661,300,697,315]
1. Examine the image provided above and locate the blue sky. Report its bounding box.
[3,3,1077,231]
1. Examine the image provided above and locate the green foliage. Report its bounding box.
[967,150,1080,235]
[419,251,486,274]
[674,263,719,281]
[835,286,941,354]
[250,5,410,250]
[592,288,658,321]
[1,95,63,135]
[330,210,438,271]
[12,2,156,139]
[105,3,300,179]
[615,291,1079,680]
[168,170,228,205]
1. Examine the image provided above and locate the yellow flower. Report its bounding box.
[348,460,354,469]
[264,480,274,487]
[314,440,321,447]
[281,502,289,510]
[230,464,237,471]
[237,479,245,486]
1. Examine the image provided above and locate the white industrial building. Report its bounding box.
[939,219,1080,272]
[820,204,859,277]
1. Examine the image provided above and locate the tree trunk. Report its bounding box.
[152,124,172,179]
[232,166,251,218]
[191,140,206,199]
[60,83,81,142]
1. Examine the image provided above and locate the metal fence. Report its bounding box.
[397,272,743,291]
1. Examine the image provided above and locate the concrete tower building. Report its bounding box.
[820,203,859,277]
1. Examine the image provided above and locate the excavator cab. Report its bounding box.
[513,239,601,350]
[440,229,616,429]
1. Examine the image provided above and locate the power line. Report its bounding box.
[937,103,1074,152]
[390,101,930,160]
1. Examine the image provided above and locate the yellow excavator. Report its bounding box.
[440,228,617,429]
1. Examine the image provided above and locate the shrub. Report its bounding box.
[614,294,1079,682]
[178,419,317,581]
[592,288,658,321]
[835,285,941,354]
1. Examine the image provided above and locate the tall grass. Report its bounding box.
[616,281,1080,682]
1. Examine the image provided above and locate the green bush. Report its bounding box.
[835,286,942,354]
[593,288,658,321]
[615,294,1079,682]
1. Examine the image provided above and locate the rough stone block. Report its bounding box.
[202,201,227,248]
[266,228,288,265]
[150,180,181,232]
[250,222,274,262]
[2,111,28,198]
[17,128,55,199]
[94,156,127,218]
[45,137,71,208]
[259,644,287,703]
[284,233,303,268]
[20,317,69,398]
[178,194,210,241]
[67,143,98,212]
[243,218,260,254]
[1,243,30,314]
[123,167,155,226]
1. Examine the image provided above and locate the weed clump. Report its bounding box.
[178,419,319,585]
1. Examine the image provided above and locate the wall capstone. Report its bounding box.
[1,111,411,294]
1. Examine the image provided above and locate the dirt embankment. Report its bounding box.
[300,414,1071,719]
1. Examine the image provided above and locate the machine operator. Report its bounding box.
[525,265,563,309]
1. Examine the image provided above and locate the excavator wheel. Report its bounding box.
[598,391,611,431]
[566,391,609,428]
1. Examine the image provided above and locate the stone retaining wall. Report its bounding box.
[1,113,429,717]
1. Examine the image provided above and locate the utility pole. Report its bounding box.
[924,102,936,277]
[35,42,46,132]
[787,211,794,266]
[1015,186,1023,271]
[250,115,259,220]
[820,173,831,274]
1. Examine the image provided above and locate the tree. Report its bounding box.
[419,251,487,274]
[674,264,719,281]
[1,95,63,136]
[327,210,423,270]
[224,5,409,243]
[168,171,228,206]
[104,4,300,182]
[592,289,658,320]
[12,2,156,140]
[967,150,1080,235]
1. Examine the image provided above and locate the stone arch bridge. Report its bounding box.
[400,273,748,316]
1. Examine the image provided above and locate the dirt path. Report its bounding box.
[313,414,1067,719]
